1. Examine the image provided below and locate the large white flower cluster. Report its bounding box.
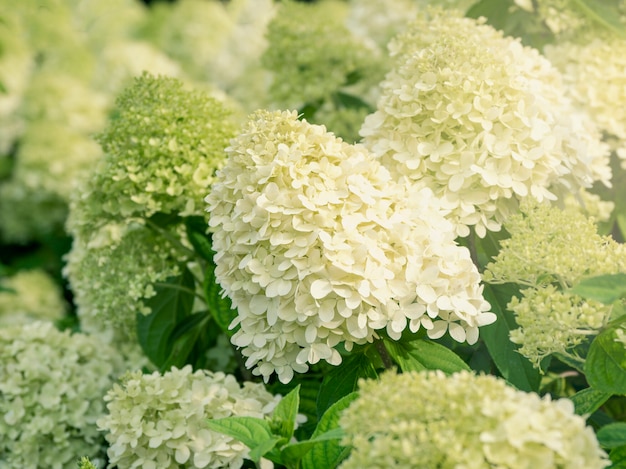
[0,321,125,469]
[98,365,280,469]
[339,370,610,469]
[360,11,611,237]
[206,110,493,383]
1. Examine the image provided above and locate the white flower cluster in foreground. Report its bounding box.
[206,110,493,382]
[98,365,280,469]
[0,321,125,469]
[360,10,610,237]
[339,370,610,469]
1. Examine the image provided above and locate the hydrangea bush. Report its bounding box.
[3,0,626,468]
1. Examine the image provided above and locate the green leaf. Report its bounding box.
[206,416,274,450]
[480,284,541,392]
[609,445,626,468]
[585,326,626,395]
[570,387,612,416]
[332,91,374,112]
[571,274,626,304]
[272,385,301,440]
[570,0,626,39]
[598,423,626,449]
[204,264,237,336]
[301,393,358,469]
[280,428,345,467]
[316,352,377,420]
[248,436,283,464]
[185,216,214,262]
[137,267,195,368]
[385,338,470,374]
[160,311,211,369]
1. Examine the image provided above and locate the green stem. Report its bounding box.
[375,340,394,370]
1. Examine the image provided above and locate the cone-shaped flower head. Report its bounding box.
[339,370,609,469]
[98,365,280,469]
[206,110,493,383]
[360,11,611,237]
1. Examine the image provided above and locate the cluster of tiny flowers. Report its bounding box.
[483,200,626,365]
[206,110,493,383]
[0,269,67,326]
[562,188,614,223]
[261,1,384,111]
[0,321,125,469]
[508,286,609,366]
[360,11,610,237]
[64,224,183,338]
[483,200,626,288]
[339,370,609,469]
[98,365,280,469]
[545,36,626,167]
[67,73,235,242]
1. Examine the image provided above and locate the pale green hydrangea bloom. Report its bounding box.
[0,321,126,469]
[0,269,67,326]
[562,188,614,223]
[508,286,610,366]
[206,110,493,383]
[339,370,609,469]
[483,200,626,365]
[64,224,184,339]
[66,73,235,244]
[98,365,280,469]
[360,11,611,237]
[483,200,626,288]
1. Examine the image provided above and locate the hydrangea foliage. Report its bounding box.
[0,321,125,469]
[360,11,610,237]
[339,370,610,469]
[206,110,493,382]
[98,365,280,469]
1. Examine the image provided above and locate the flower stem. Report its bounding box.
[375,340,395,370]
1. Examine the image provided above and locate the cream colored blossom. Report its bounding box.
[508,286,610,366]
[360,11,611,237]
[98,365,280,469]
[545,37,626,168]
[0,269,67,326]
[339,370,609,469]
[206,110,493,383]
[0,321,126,469]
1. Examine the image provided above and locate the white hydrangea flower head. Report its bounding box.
[0,269,67,326]
[206,110,493,383]
[508,286,610,366]
[545,36,626,167]
[98,365,280,469]
[339,370,610,469]
[0,321,126,469]
[360,11,611,238]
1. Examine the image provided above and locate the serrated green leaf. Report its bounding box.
[585,326,626,395]
[570,387,612,416]
[137,267,195,368]
[385,338,470,374]
[204,265,237,336]
[272,384,300,440]
[316,352,377,420]
[301,393,358,469]
[280,428,345,467]
[206,416,274,450]
[571,274,626,304]
[480,284,541,392]
[185,216,214,262]
[598,423,626,449]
